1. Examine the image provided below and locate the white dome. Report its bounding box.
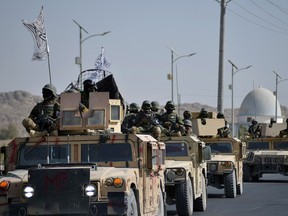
[238,87,282,122]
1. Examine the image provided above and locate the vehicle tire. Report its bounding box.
[243,165,252,182]
[156,190,165,216]
[224,170,237,198]
[175,178,193,216]
[236,181,243,195]
[194,174,207,211]
[126,189,138,216]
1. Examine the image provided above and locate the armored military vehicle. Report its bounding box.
[162,134,211,216]
[192,112,246,198]
[243,121,288,182]
[0,74,166,216]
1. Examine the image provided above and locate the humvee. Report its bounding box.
[162,134,211,215]
[192,112,246,198]
[0,88,166,215]
[243,121,288,182]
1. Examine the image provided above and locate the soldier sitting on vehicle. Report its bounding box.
[130,100,162,138]
[217,120,231,138]
[279,119,288,138]
[22,84,60,137]
[183,110,192,121]
[160,101,184,136]
[248,119,262,138]
[182,119,193,136]
[121,102,139,133]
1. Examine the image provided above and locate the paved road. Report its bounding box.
[167,174,288,216]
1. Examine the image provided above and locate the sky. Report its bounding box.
[1,0,288,110]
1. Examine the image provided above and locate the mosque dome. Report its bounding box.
[238,87,282,123]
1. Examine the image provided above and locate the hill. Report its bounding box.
[0,91,287,138]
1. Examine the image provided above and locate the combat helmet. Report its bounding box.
[141,100,151,111]
[130,102,140,113]
[42,84,57,100]
[151,101,160,112]
[165,101,175,111]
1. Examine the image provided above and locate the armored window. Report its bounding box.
[273,141,288,150]
[166,142,189,157]
[206,142,232,153]
[87,109,105,126]
[111,105,120,121]
[17,144,70,168]
[62,110,82,126]
[81,143,132,162]
[247,141,269,150]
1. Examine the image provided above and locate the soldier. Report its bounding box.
[160,101,184,136]
[132,100,162,137]
[182,119,193,136]
[217,120,231,138]
[121,102,139,133]
[279,119,288,137]
[22,84,60,137]
[183,110,192,121]
[248,119,262,138]
[198,108,209,118]
[151,101,162,120]
[80,79,97,109]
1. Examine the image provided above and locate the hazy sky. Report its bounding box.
[1,0,288,109]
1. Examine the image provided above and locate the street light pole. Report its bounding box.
[73,20,110,89]
[229,60,252,137]
[167,46,196,103]
[273,71,282,122]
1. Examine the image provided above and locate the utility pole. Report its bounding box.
[217,0,231,113]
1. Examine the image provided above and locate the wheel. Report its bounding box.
[194,174,207,211]
[243,165,252,182]
[156,190,165,216]
[224,170,237,198]
[126,189,138,216]
[175,178,193,216]
[236,181,243,195]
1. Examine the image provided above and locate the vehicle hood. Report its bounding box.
[210,154,236,163]
[165,160,192,169]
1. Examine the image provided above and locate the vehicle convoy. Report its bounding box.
[243,121,288,182]
[0,74,166,216]
[162,134,211,216]
[191,112,246,198]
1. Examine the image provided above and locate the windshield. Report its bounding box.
[81,143,133,162]
[273,141,288,150]
[247,141,269,150]
[18,144,70,167]
[206,142,232,154]
[166,143,189,157]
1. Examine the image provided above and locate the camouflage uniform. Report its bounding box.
[121,103,139,133]
[160,101,184,136]
[22,84,60,136]
[248,119,262,138]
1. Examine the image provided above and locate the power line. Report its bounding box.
[232,1,288,32]
[265,0,288,16]
[251,0,288,27]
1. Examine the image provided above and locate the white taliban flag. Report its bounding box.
[22,6,49,61]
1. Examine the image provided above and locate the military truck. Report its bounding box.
[0,77,166,215]
[162,134,211,216]
[192,112,246,198]
[243,121,288,182]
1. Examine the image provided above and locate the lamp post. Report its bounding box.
[167,46,196,103]
[228,60,252,137]
[73,20,110,88]
[273,71,288,122]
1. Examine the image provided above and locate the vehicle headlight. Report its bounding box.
[84,184,96,197]
[166,170,176,181]
[23,185,34,198]
[105,177,124,188]
[209,164,217,172]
